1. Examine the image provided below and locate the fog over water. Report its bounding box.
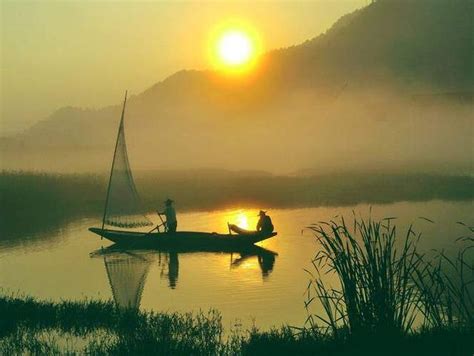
[1,87,472,175]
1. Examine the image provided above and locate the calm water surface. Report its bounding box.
[1,200,472,330]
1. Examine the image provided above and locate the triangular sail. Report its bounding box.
[102,92,152,228]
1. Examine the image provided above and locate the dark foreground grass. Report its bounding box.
[304,216,474,355]
[1,294,473,355]
[242,326,473,356]
[0,294,228,355]
[2,298,473,355]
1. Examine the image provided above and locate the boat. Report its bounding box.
[228,223,274,236]
[89,91,277,247]
[89,227,277,248]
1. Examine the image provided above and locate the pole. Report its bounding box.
[101,91,128,231]
[158,213,167,232]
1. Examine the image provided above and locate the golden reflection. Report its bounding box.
[240,260,258,270]
[230,247,276,280]
[222,209,259,231]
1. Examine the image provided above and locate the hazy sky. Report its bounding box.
[1,0,367,135]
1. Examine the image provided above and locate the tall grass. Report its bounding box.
[414,239,474,329]
[305,217,423,336]
[305,216,474,339]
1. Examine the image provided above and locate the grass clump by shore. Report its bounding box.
[306,217,424,336]
[304,216,473,354]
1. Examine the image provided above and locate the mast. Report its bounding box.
[101,91,128,230]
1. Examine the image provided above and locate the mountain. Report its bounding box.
[262,0,472,92]
[1,0,472,174]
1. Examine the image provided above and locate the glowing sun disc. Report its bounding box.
[217,31,253,66]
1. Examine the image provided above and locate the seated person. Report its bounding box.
[228,210,274,235]
[256,210,274,234]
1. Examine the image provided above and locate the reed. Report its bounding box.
[414,237,474,329]
[305,217,422,337]
[305,216,474,339]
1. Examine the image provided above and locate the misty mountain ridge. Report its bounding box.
[1,0,472,174]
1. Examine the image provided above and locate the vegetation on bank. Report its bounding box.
[0,295,228,355]
[304,217,473,334]
[1,217,473,355]
[1,293,472,355]
[1,170,473,240]
[0,172,105,239]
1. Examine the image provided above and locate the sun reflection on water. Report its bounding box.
[236,211,249,229]
[240,260,258,270]
[221,209,259,231]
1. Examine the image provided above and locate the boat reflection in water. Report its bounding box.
[90,245,278,309]
[229,248,276,280]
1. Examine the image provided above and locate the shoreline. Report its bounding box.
[1,293,472,355]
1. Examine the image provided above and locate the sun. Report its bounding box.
[217,31,253,66]
[209,22,261,74]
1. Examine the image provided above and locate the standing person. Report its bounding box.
[160,198,177,233]
[256,210,274,234]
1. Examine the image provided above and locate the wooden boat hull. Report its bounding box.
[89,227,277,248]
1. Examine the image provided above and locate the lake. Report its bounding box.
[0,200,472,330]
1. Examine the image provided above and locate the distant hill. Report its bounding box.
[262,0,472,92]
[1,0,472,174]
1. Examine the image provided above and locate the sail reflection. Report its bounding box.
[102,251,151,309]
[91,245,278,308]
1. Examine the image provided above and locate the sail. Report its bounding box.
[102,92,152,228]
[104,252,151,309]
